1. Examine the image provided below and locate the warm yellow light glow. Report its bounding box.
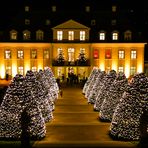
[112,63,117,72]
[38,65,43,71]
[25,64,30,75]
[0,65,5,79]
[99,62,105,71]
[12,64,17,77]
[125,64,130,78]
[137,64,143,73]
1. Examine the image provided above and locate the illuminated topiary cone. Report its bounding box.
[99,72,128,121]
[109,72,148,140]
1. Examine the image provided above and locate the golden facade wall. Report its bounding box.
[0,42,145,79]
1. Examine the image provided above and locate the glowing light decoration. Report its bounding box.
[0,74,46,139]
[94,70,117,111]
[87,71,106,104]
[109,72,148,140]
[99,72,128,121]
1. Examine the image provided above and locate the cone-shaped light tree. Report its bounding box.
[94,70,117,112]
[109,72,148,140]
[0,74,46,139]
[99,72,128,121]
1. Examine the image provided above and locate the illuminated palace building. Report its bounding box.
[0,0,148,79]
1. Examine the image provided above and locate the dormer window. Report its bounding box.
[99,31,105,40]
[112,31,118,40]
[91,19,96,26]
[80,31,85,41]
[68,31,74,40]
[57,31,63,40]
[124,30,132,40]
[23,30,31,40]
[36,30,44,40]
[10,30,17,40]
[25,19,30,25]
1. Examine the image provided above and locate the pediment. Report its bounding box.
[52,19,90,30]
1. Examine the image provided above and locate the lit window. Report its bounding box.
[31,49,37,59]
[131,50,136,59]
[112,6,117,12]
[52,6,56,12]
[85,6,90,12]
[105,49,111,59]
[57,31,63,40]
[10,30,17,40]
[68,31,74,40]
[130,67,136,75]
[112,32,118,40]
[18,67,24,75]
[68,48,75,62]
[25,6,30,12]
[18,50,24,59]
[23,30,31,40]
[25,19,30,25]
[36,30,44,40]
[118,50,125,59]
[5,50,11,59]
[80,31,85,41]
[44,50,49,59]
[118,67,124,72]
[32,67,37,72]
[99,32,105,40]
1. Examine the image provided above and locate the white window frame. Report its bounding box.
[99,32,105,40]
[118,50,125,59]
[80,31,85,41]
[112,32,118,40]
[18,50,24,59]
[68,31,74,40]
[68,48,75,62]
[131,50,137,59]
[5,50,11,59]
[57,31,63,40]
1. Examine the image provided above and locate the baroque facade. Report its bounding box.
[0,0,147,79]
